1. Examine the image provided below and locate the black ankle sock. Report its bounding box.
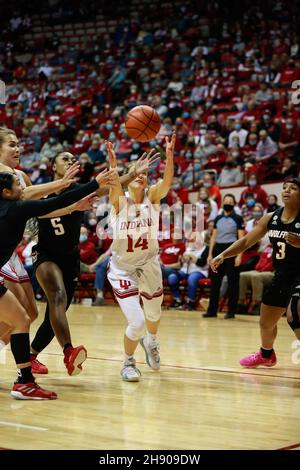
[63,343,73,352]
[16,366,35,384]
[30,353,37,359]
[260,347,274,358]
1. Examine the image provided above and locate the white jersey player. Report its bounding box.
[106,134,175,382]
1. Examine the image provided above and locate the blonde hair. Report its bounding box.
[0,127,16,148]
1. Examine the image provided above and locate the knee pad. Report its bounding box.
[143,297,162,322]
[287,296,300,330]
[126,318,145,341]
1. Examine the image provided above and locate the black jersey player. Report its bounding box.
[0,168,115,399]
[210,178,300,368]
[30,147,160,376]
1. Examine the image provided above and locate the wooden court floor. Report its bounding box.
[0,303,299,450]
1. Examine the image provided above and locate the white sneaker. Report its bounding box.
[140,336,160,370]
[120,359,141,382]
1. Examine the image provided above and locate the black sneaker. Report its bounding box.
[202,312,217,318]
[237,303,248,315]
[224,312,235,319]
[179,301,196,311]
[170,300,182,308]
[249,303,260,315]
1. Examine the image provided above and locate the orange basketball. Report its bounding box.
[125,105,161,142]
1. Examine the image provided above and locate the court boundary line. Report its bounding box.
[276,442,300,450]
[33,351,300,381]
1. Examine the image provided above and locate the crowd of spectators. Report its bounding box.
[1,0,300,308]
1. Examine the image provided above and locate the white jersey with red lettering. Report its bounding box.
[109,190,160,269]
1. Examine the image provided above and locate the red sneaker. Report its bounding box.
[64,345,87,376]
[11,382,57,400]
[31,356,48,374]
[240,350,277,368]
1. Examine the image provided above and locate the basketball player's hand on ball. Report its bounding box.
[105,140,117,169]
[134,149,160,175]
[286,232,300,248]
[165,133,176,159]
[210,254,224,273]
[61,162,80,187]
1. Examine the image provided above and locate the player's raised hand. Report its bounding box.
[61,162,80,187]
[165,133,176,160]
[105,140,117,169]
[74,192,98,212]
[134,149,160,175]
[96,168,120,187]
[209,254,224,273]
[285,232,300,248]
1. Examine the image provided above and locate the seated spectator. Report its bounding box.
[245,203,264,232]
[86,248,111,306]
[168,233,209,311]
[40,137,63,160]
[202,172,221,207]
[228,120,248,148]
[239,174,268,208]
[87,139,106,166]
[194,133,218,165]
[78,153,95,184]
[280,156,298,179]
[266,194,281,213]
[217,159,243,187]
[79,226,98,265]
[255,82,273,103]
[256,130,278,163]
[196,186,218,223]
[160,236,185,279]
[240,192,257,222]
[237,244,274,315]
[278,119,300,159]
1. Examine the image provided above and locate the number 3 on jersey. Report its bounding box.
[127,234,148,252]
[276,241,286,259]
[51,217,65,236]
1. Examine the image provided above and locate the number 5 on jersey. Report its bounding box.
[51,217,65,236]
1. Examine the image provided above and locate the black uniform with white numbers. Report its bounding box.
[32,183,85,283]
[0,179,98,298]
[262,208,300,308]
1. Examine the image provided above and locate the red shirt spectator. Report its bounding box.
[239,175,268,208]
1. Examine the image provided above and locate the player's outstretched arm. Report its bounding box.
[209,213,272,273]
[39,192,98,218]
[104,140,125,213]
[148,133,175,203]
[22,162,80,200]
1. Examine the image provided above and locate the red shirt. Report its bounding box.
[239,185,268,208]
[160,242,185,265]
[255,245,273,272]
[208,184,221,208]
[79,240,98,265]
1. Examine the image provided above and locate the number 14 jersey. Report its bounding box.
[109,191,160,269]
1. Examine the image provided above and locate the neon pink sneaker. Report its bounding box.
[240,350,277,368]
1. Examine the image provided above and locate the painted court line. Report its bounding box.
[276,442,300,450]
[40,351,300,381]
[0,421,48,431]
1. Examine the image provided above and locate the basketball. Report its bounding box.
[125,105,161,142]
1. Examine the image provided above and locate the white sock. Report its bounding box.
[0,339,6,352]
[96,289,103,298]
[125,353,134,363]
[146,331,157,343]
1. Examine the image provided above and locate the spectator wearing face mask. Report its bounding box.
[79,226,98,265]
[194,133,218,165]
[257,109,281,142]
[278,119,300,158]
[228,120,248,148]
[239,174,268,208]
[243,133,258,162]
[202,172,221,207]
[217,159,244,187]
[87,139,106,165]
[245,203,264,232]
[40,137,63,160]
[256,130,278,163]
[266,194,281,213]
[196,187,218,222]
[241,192,257,221]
